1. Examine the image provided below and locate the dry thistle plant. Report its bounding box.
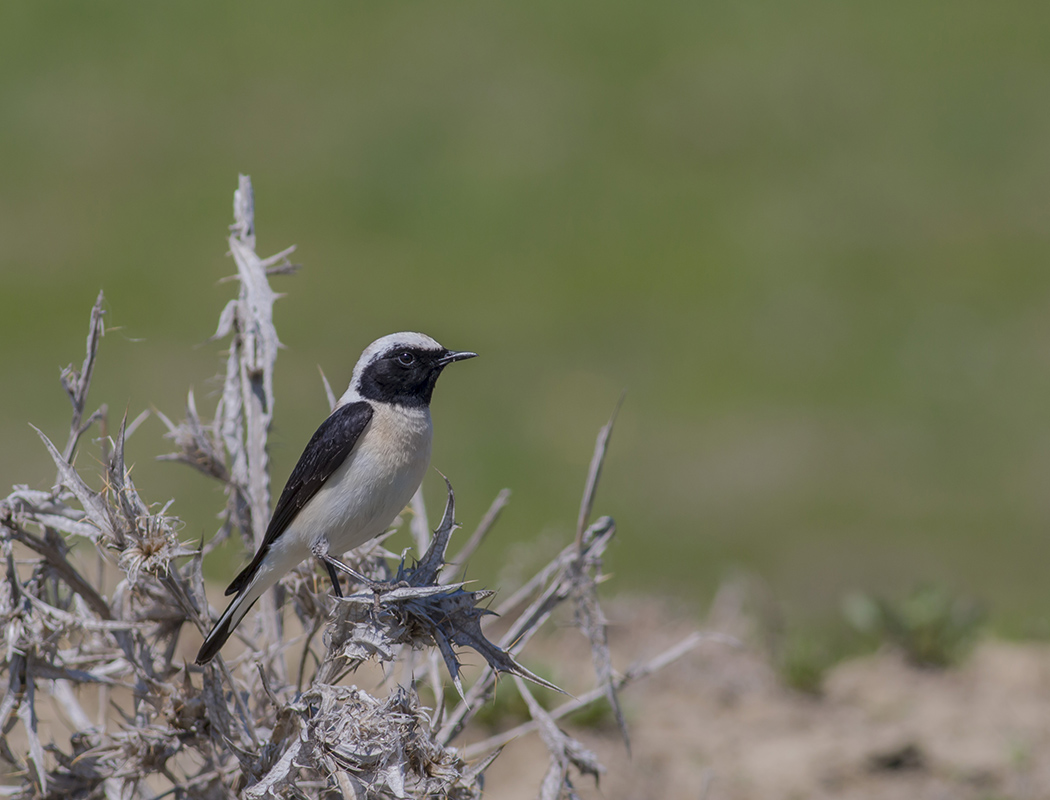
[0,176,709,800]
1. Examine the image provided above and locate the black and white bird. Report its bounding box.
[195,332,476,665]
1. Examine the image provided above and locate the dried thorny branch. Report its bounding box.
[0,175,715,800]
[58,290,107,464]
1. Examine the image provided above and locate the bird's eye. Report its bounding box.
[397,352,416,366]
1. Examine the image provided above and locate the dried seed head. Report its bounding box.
[117,513,188,586]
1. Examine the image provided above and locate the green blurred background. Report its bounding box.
[2,1,1049,636]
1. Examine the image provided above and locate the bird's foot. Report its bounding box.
[320,553,384,593]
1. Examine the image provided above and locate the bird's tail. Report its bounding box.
[196,574,269,665]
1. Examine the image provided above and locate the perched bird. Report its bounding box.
[195,332,476,665]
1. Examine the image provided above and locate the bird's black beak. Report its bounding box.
[438,350,478,366]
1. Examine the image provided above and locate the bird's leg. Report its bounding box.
[312,540,351,597]
[320,552,384,592]
[323,558,343,598]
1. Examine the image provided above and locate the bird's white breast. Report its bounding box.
[285,403,433,557]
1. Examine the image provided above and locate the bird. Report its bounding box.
[195,332,476,665]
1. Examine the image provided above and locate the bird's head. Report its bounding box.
[349,332,477,407]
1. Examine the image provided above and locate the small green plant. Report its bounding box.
[468,680,533,729]
[775,625,874,696]
[777,632,835,695]
[842,585,984,668]
[428,661,618,732]
[565,696,618,730]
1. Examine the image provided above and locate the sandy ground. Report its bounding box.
[474,598,1050,800]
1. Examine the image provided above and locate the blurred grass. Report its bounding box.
[2,1,1050,634]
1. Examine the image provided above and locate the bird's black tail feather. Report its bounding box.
[195,591,259,665]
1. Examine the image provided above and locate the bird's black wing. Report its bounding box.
[225,401,374,596]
